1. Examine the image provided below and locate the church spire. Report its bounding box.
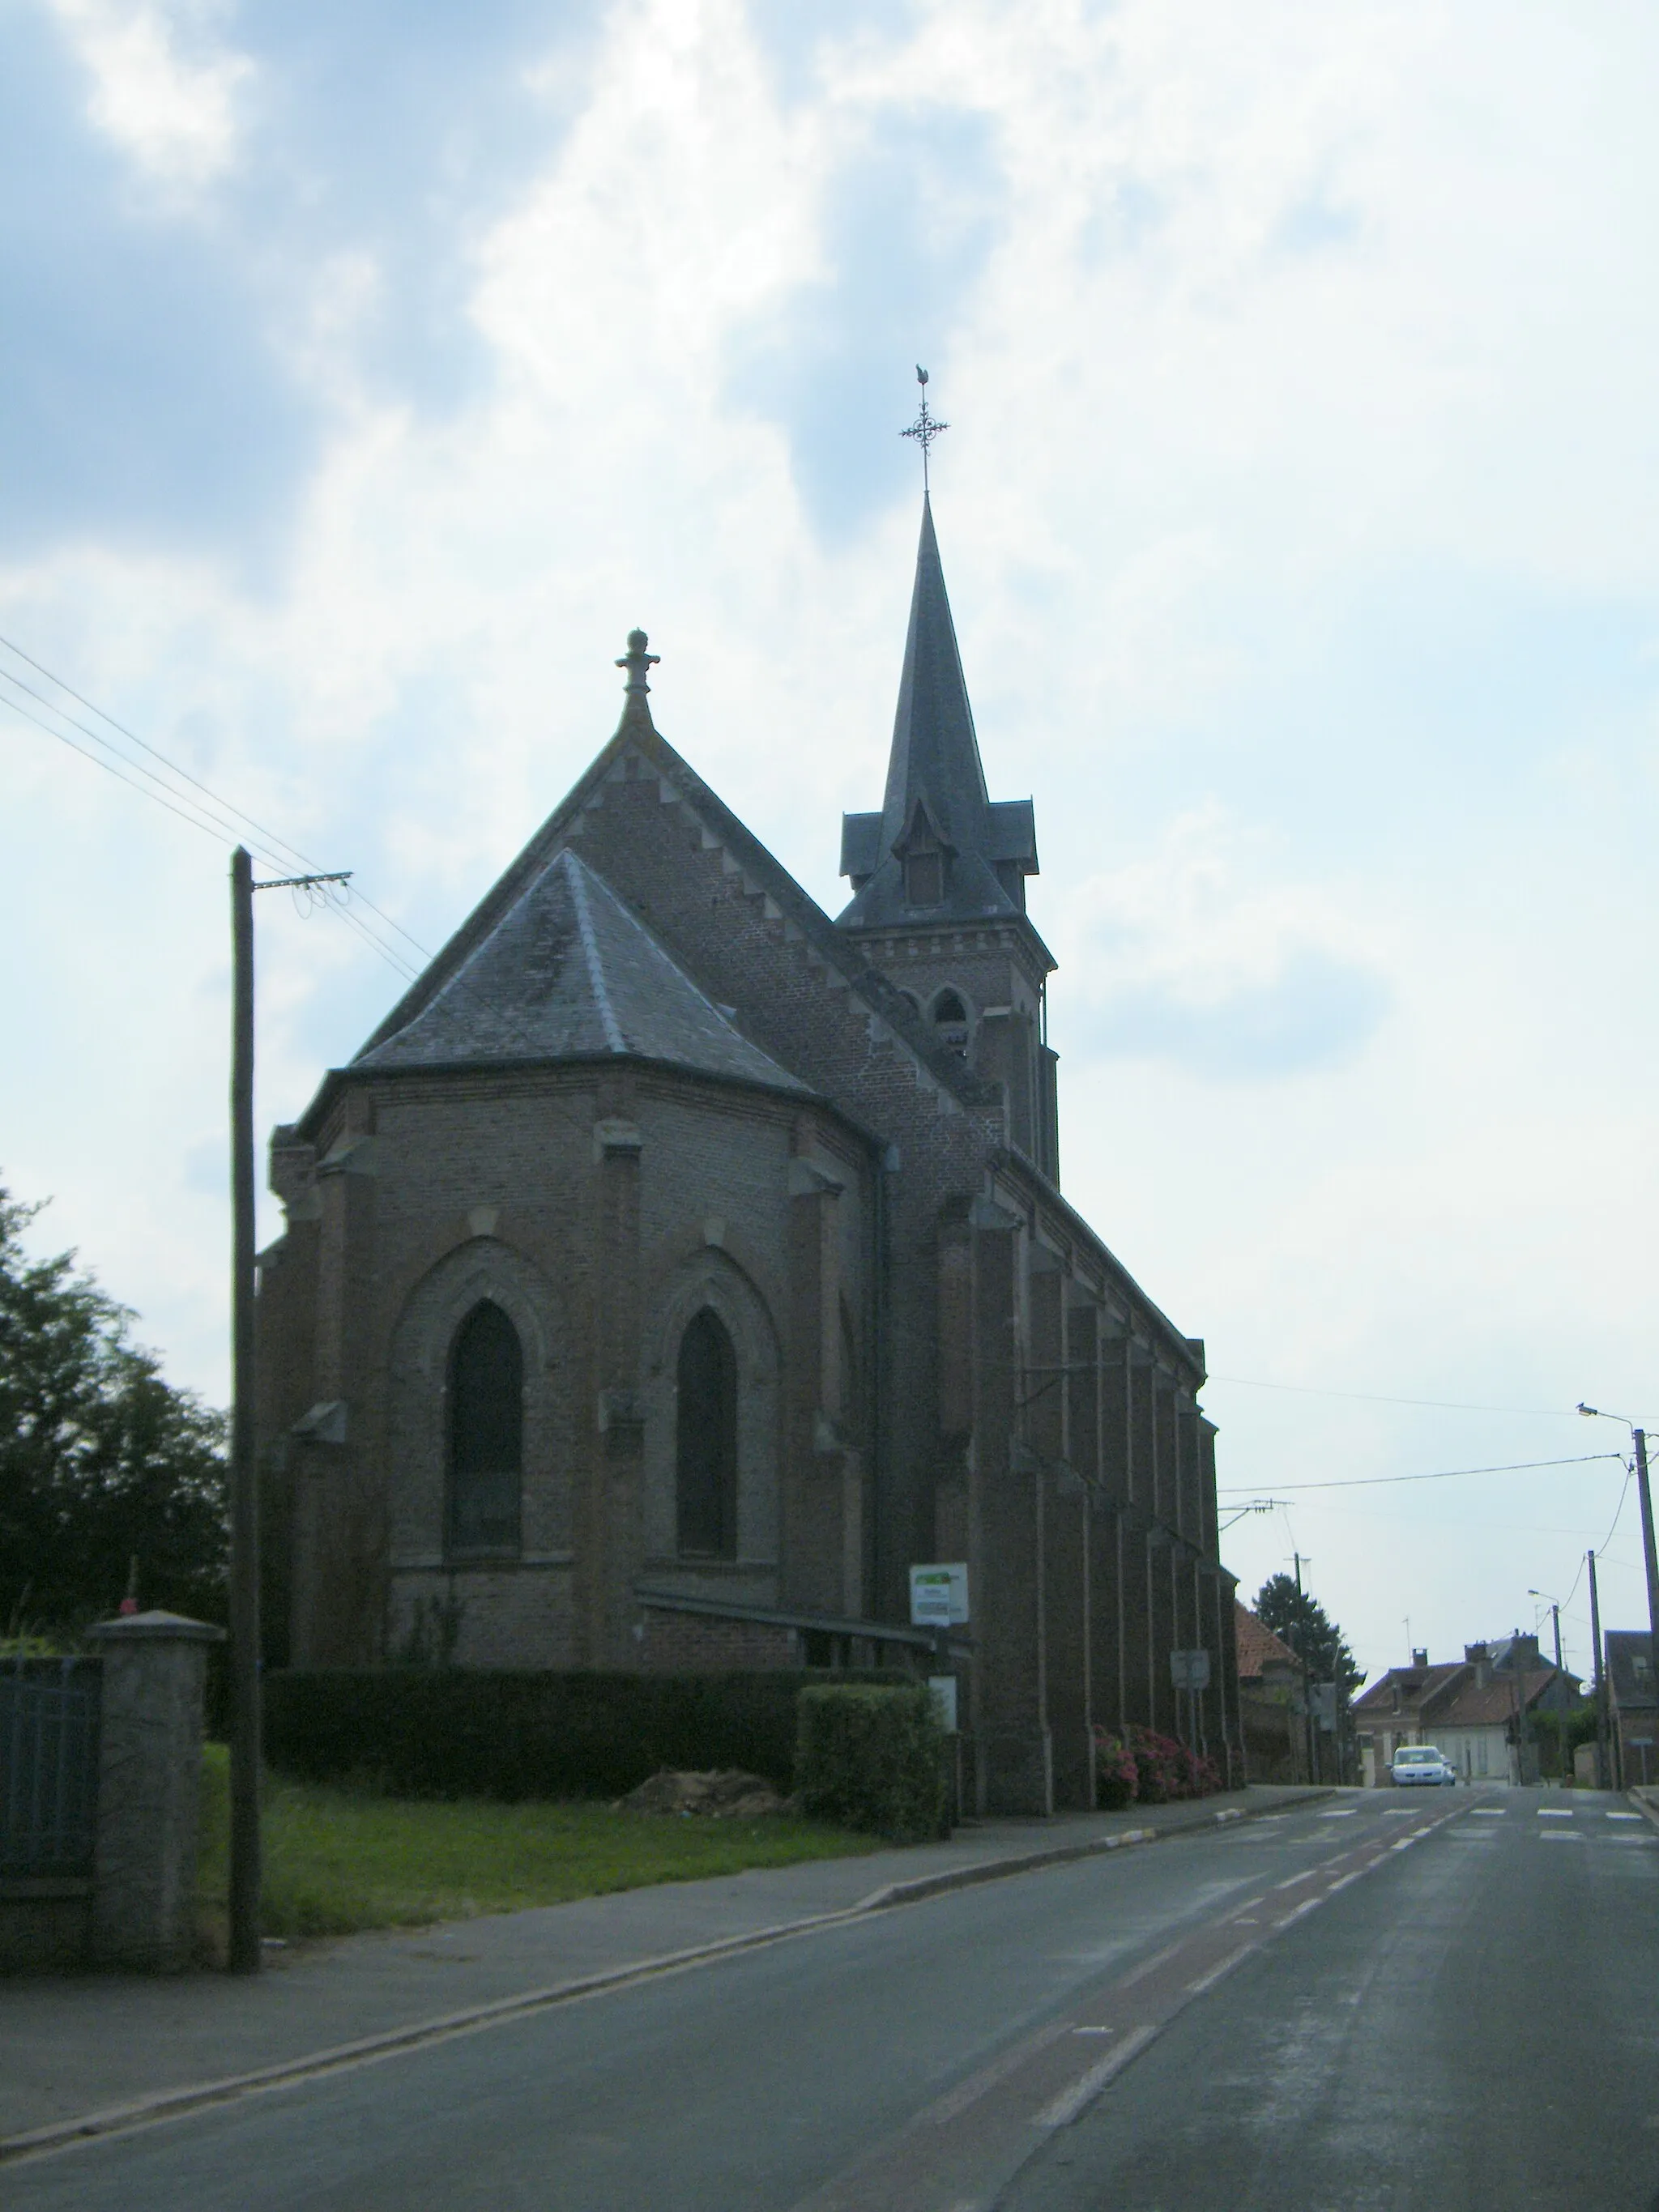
[837,492,1038,931]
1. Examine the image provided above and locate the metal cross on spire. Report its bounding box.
[901,364,949,493]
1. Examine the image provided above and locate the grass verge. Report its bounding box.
[196,1745,881,1953]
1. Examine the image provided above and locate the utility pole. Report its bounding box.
[1293,1552,1317,1786]
[1635,1428,1659,1665]
[228,851,353,1975]
[1589,1549,1610,1792]
[228,846,260,1975]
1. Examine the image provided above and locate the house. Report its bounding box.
[256,492,1243,1816]
[1235,1603,1305,1784]
[1605,1630,1657,1789]
[1353,1636,1580,1786]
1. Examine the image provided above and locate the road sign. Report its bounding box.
[1169,1648,1211,1691]
[910,1563,969,1627]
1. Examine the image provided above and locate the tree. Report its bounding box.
[1254,1572,1365,1695]
[0,1178,227,1637]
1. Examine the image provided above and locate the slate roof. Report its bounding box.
[1352,1663,1465,1714]
[1235,1604,1299,1681]
[838,497,1041,935]
[356,845,811,1097]
[1429,1669,1566,1728]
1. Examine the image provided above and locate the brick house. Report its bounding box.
[1353,1637,1580,1786]
[257,495,1242,1815]
[1605,1630,1656,1788]
[1235,1603,1306,1784]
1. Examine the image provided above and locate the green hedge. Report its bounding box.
[262,1668,907,1801]
[795,1684,949,1843]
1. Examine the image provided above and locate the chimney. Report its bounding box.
[1411,1647,1428,1671]
[1465,1641,1491,1688]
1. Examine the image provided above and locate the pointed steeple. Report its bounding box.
[838,500,1038,931]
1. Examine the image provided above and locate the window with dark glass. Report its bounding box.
[447,1301,523,1554]
[932,989,970,1052]
[676,1307,738,1558]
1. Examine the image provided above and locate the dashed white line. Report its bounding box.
[1186,1946,1256,1997]
[1032,2027,1160,2130]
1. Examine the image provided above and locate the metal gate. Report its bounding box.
[0,1656,102,1878]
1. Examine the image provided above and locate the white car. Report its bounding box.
[1392,1745,1456,1787]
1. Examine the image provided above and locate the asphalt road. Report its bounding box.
[7,1789,1655,2211]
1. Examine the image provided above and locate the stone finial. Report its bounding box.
[616,629,660,705]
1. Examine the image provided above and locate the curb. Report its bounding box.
[1628,1787,1659,1833]
[0,1786,1332,2167]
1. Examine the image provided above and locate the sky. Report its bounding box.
[3,0,1658,1686]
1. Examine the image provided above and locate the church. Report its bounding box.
[256,492,1243,1815]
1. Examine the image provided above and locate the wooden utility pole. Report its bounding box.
[1292,1552,1317,1785]
[226,850,352,1973]
[1634,1428,1659,1666]
[228,846,262,1974]
[1589,1549,1610,1792]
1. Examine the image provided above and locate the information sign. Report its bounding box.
[909,1562,970,1627]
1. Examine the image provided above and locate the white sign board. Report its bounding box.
[910,1562,970,1627]
[928,1675,959,1733]
[1169,1648,1211,1692]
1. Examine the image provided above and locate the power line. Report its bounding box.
[1,658,424,983]
[1218,1451,1624,1496]
[0,633,433,966]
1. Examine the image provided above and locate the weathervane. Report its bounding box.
[901,365,949,493]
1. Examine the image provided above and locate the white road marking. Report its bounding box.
[1280,1894,1324,1923]
[1185,1945,1256,1997]
[1326,1871,1360,1893]
[1032,2027,1159,2130]
[1319,1809,1358,1819]
[1606,1811,1642,1822]
[1115,1941,1187,1989]
[1471,1808,1507,1817]
[1273,1870,1317,1890]
[1381,1807,1418,1817]
[1538,1831,1585,1841]
[1537,1808,1574,1818]
[1072,2027,1113,2035]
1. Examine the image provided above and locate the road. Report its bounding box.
[6,1789,1655,2210]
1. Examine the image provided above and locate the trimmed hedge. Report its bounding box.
[795,1684,949,1843]
[262,1668,907,1801]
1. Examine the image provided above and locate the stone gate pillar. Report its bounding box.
[87,1610,224,1972]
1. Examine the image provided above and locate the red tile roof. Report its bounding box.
[1235,1603,1298,1681]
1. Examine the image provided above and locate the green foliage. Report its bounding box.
[263,1667,909,1801]
[1254,1572,1365,1695]
[794,1683,950,1843]
[194,1743,877,1949]
[0,1178,227,1636]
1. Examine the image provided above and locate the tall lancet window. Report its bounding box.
[676,1308,738,1558]
[447,1301,523,1555]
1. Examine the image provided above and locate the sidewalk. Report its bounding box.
[0,1784,1328,2155]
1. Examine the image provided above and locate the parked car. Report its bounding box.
[1392,1745,1456,1787]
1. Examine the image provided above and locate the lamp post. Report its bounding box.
[1577,1407,1659,1660]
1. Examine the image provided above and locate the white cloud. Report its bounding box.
[49,0,252,191]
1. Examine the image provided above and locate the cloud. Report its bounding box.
[1056,806,1391,1079]
[49,0,253,190]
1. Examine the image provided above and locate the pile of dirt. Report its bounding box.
[618,1769,791,1818]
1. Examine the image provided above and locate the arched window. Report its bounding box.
[932,989,970,1053]
[447,1301,523,1554]
[676,1308,738,1558]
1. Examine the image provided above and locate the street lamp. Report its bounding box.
[1576,1406,1659,1662]
[1526,1589,1563,1673]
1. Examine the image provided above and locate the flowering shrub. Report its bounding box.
[1092,1729,1138,1809]
[1102,1725,1224,1805]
